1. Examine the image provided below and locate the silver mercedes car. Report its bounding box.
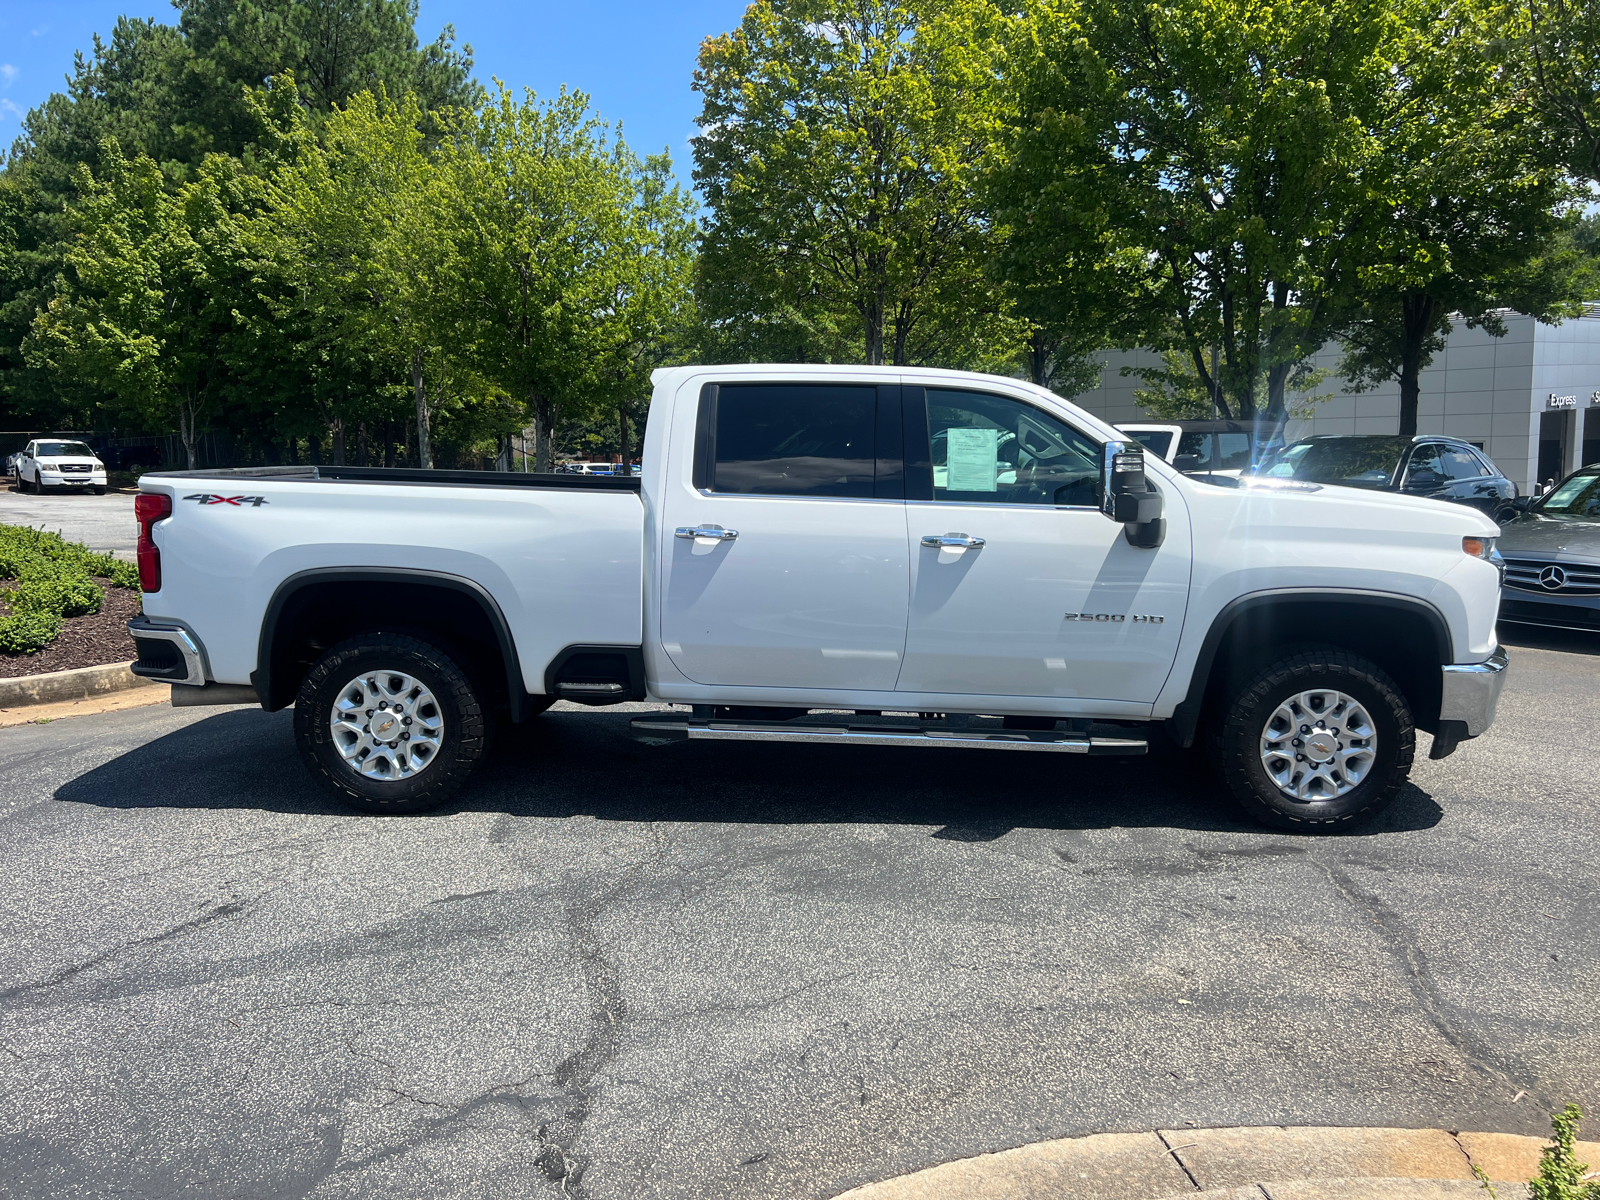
[1497,465,1600,633]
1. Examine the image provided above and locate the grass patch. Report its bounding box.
[0,524,140,654]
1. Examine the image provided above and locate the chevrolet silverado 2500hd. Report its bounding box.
[126,365,1509,830]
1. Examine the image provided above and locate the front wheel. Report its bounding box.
[293,632,488,814]
[1211,649,1414,831]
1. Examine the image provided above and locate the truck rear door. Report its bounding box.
[658,381,909,690]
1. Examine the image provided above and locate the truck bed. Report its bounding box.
[138,465,645,696]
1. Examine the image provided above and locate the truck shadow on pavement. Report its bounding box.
[54,705,1445,837]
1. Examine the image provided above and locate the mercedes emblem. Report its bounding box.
[1539,565,1568,590]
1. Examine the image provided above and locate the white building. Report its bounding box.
[1067,309,1600,492]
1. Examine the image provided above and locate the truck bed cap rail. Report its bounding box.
[144,465,643,492]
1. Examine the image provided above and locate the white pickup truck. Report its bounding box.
[127,364,1509,831]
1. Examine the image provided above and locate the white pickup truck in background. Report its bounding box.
[127,364,1509,831]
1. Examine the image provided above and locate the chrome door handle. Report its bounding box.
[921,533,985,549]
[676,524,739,541]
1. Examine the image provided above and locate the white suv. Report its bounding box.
[14,439,109,495]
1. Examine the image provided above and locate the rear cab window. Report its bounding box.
[700,383,900,499]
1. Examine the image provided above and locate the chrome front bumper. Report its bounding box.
[1439,644,1510,737]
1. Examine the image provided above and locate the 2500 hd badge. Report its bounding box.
[1063,612,1165,623]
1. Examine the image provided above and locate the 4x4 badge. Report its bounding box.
[182,493,269,507]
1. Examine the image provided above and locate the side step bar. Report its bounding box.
[630,716,1146,755]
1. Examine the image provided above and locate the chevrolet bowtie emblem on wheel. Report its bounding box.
[1064,613,1164,623]
[182,493,269,507]
[1539,565,1567,590]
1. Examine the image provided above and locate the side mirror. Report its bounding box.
[1098,440,1165,547]
[1173,453,1202,473]
[1511,496,1532,513]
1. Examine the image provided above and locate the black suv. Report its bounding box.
[1254,434,1519,524]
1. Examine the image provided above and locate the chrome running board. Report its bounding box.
[630,715,1146,755]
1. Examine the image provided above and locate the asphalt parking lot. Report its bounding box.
[0,487,138,559]
[0,628,1596,1200]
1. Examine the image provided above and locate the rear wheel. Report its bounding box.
[293,632,488,814]
[11,470,24,493]
[1211,648,1414,831]
[92,485,107,496]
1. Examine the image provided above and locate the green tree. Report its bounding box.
[1337,0,1582,435]
[1523,0,1600,185]
[176,0,479,137]
[993,0,1398,425]
[26,142,258,467]
[442,86,670,472]
[693,0,1017,368]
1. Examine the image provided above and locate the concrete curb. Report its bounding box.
[0,661,158,709]
[832,1126,1600,1200]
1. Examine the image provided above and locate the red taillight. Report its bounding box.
[134,491,172,593]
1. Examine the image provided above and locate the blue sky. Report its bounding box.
[0,0,750,179]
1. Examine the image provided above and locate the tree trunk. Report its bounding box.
[178,397,199,470]
[864,289,886,366]
[309,434,322,466]
[357,423,370,467]
[331,416,345,466]
[384,420,396,468]
[1397,292,1442,438]
[531,393,554,473]
[495,433,511,472]
[411,349,433,469]
[618,406,630,472]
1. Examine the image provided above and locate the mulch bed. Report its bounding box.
[0,579,142,678]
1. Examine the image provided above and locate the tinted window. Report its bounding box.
[1176,432,1214,468]
[1538,470,1600,518]
[1263,438,1408,488]
[926,389,1099,506]
[712,385,877,497]
[37,441,94,457]
[1215,433,1253,470]
[1126,429,1173,458]
[1404,444,1446,488]
[1440,447,1487,481]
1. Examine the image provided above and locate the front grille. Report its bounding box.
[58,464,92,473]
[1500,598,1600,629]
[1502,557,1600,596]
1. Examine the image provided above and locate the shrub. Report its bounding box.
[0,522,135,656]
[1529,1105,1600,1200]
[0,609,63,655]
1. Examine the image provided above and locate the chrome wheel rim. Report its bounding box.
[328,669,445,781]
[1259,688,1377,802]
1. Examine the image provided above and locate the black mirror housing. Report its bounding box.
[1098,440,1165,546]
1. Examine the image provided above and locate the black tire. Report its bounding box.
[1211,648,1414,832]
[33,472,45,494]
[1492,506,1517,527]
[93,485,107,496]
[293,632,488,814]
[11,471,23,493]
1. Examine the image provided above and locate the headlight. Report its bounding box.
[1462,536,1496,559]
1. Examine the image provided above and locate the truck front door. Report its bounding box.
[658,381,910,691]
[896,385,1191,705]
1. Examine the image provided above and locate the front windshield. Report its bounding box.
[37,441,95,458]
[1537,470,1600,518]
[1259,438,1407,489]
[1125,429,1173,458]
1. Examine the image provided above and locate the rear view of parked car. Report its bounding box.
[1253,435,1518,524]
[1496,465,1600,632]
[1117,420,1264,478]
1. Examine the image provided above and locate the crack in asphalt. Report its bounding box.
[0,897,248,1003]
[1312,856,1549,1108]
